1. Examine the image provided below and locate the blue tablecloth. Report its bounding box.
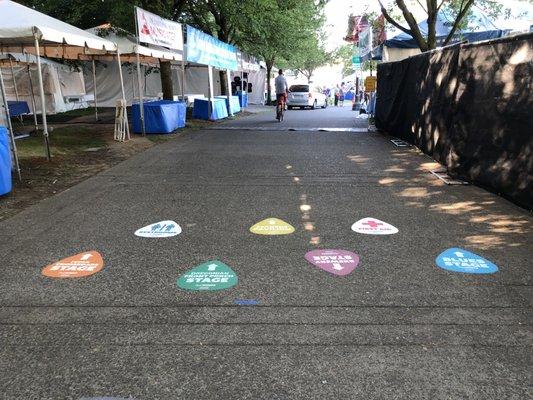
[192,98,229,120]
[132,100,186,134]
[236,91,248,107]
[215,95,241,114]
[8,101,30,117]
[0,126,12,196]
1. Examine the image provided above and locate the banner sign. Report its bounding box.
[135,7,183,51]
[186,25,238,70]
[358,26,373,59]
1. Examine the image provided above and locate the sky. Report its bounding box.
[302,0,533,87]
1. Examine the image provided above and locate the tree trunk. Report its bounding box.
[426,3,438,50]
[266,63,273,105]
[219,70,228,95]
[159,60,173,100]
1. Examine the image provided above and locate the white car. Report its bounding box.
[287,85,327,110]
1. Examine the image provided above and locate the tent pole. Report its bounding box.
[0,67,21,181]
[34,36,51,160]
[135,51,145,136]
[181,59,186,101]
[207,65,214,121]
[134,12,145,136]
[116,50,130,141]
[25,53,39,133]
[9,58,20,103]
[226,68,233,116]
[92,59,98,121]
[181,27,186,101]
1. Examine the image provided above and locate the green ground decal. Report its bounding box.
[177,260,238,291]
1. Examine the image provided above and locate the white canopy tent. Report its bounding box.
[85,24,184,134]
[0,0,124,160]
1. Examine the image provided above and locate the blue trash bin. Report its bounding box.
[0,126,12,196]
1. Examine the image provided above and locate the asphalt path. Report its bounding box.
[0,105,531,399]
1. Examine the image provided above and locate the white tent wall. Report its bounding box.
[84,62,224,107]
[382,46,422,62]
[84,61,163,107]
[185,66,222,98]
[231,69,266,105]
[1,60,88,114]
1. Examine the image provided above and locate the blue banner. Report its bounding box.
[186,26,238,70]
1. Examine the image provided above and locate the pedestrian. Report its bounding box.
[338,84,345,107]
[334,85,339,106]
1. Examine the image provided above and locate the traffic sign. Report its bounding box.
[364,76,377,92]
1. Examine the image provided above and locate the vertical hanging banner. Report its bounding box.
[135,7,183,51]
[186,26,238,70]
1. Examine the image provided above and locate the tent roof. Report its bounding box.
[384,11,505,49]
[86,24,183,64]
[0,0,117,57]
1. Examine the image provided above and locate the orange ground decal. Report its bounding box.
[42,251,104,278]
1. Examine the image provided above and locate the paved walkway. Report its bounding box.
[0,106,531,399]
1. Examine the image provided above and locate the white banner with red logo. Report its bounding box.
[135,7,183,51]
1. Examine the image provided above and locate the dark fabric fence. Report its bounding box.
[376,33,533,210]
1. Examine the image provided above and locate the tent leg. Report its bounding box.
[92,60,98,121]
[0,67,21,181]
[226,69,233,116]
[116,50,130,141]
[207,65,214,121]
[25,53,39,133]
[34,36,51,160]
[135,52,145,136]
[181,59,186,101]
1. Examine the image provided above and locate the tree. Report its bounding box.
[378,0,526,52]
[290,38,330,83]
[333,44,355,78]
[238,0,327,103]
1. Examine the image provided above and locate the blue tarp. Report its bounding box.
[8,101,30,117]
[132,100,186,134]
[215,95,241,114]
[236,91,248,107]
[192,98,229,120]
[0,126,12,196]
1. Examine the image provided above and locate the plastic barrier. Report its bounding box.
[132,100,186,134]
[192,98,229,120]
[7,101,30,117]
[215,95,241,114]
[0,126,12,196]
[236,91,248,107]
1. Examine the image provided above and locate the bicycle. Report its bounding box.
[276,93,286,122]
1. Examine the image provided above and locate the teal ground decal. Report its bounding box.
[177,260,238,291]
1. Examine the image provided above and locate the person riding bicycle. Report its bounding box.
[274,69,288,112]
